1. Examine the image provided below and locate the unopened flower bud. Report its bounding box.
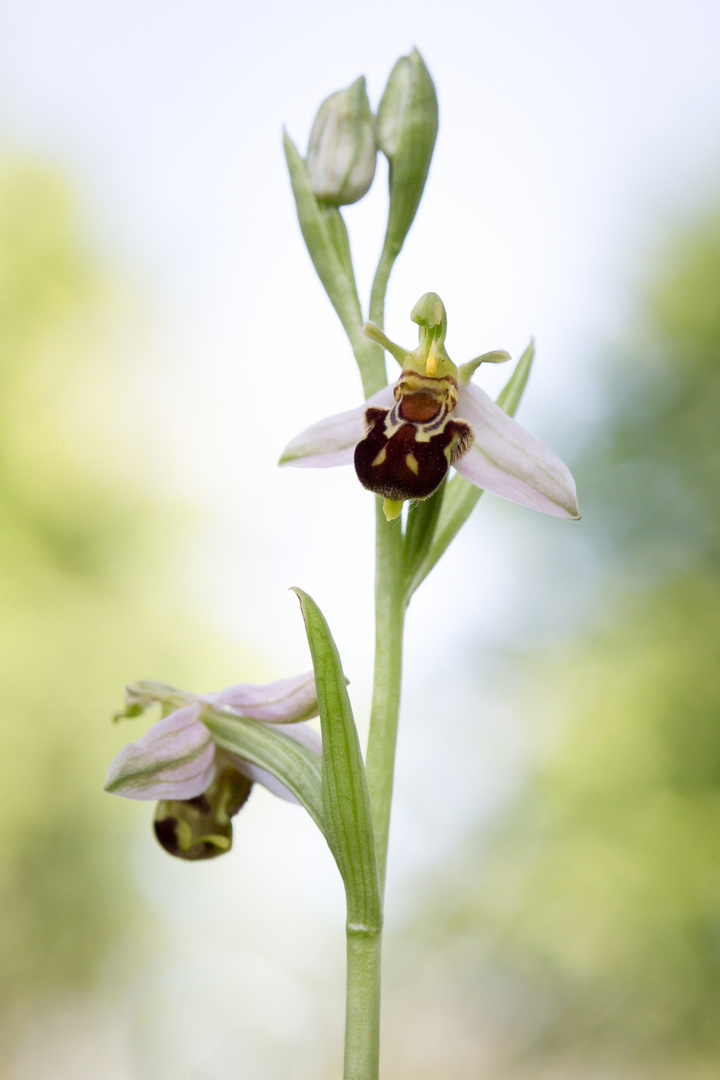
[376,50,438,256]
[306,76,377,206]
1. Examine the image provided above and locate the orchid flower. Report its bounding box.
[280,292,580,522]
[105,673,321,861]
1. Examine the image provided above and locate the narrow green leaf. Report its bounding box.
[284,131,386,395]
[293,587,381,932]
[283,131,363,342]
[202,708,325,832]
[406,340,536,594]
[496,337,534,415]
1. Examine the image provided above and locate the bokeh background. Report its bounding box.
[2,1,720,1077]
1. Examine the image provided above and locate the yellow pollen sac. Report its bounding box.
[383,498,403,521]
[405,453,419,475]
[426,349,438,377]
[371,447,387,467]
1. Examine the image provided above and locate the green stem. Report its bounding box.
[341,192,406,1080]
[368,238,398,331]
[363,228,406,891]
[342,503,404,1078]
[344,927,383,1080]
[365,500,407,896]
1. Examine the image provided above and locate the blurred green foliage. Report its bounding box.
[390,207,720,1078]
[0,158,241,1023]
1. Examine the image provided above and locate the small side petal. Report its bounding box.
[214,671,319,723]
[279,385,395,468]
[454,383,580,519]
[104,705,217,800]
[226,723,322,805]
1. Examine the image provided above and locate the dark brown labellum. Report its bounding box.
[354,391,473,502]
[153,767,253,861]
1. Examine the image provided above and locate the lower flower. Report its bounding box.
[105,673,321,860]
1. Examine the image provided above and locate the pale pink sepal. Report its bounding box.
[210,671,319,723]
[225,722,322,804]
[279,385,395,468]
[454,383,580,519]
[104,705,217,800]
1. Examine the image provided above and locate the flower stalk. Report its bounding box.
[105,49,579,1080]
[366,508,406,896]
[281,50,579,1079]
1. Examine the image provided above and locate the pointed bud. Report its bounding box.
[306,76,377,207]
[376,50,438,255]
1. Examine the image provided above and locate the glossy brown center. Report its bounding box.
[399,393,441,423]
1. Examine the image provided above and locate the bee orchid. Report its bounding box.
[280,292,580,522]
[105,673,321,861]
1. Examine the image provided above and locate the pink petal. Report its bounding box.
[214,671,319,723]
[104,705,217,800]
[454,383,580,519]
[279,385,395,468]
[279,721,323,757]
[228,757,298,803]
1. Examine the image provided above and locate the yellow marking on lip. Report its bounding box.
[175,819,194,852]
[371,447,387,467]
[204,834,232,850]
[405,453,419,475]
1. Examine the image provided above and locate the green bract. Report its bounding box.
[293,588,380,932]
[283,131,385,393]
